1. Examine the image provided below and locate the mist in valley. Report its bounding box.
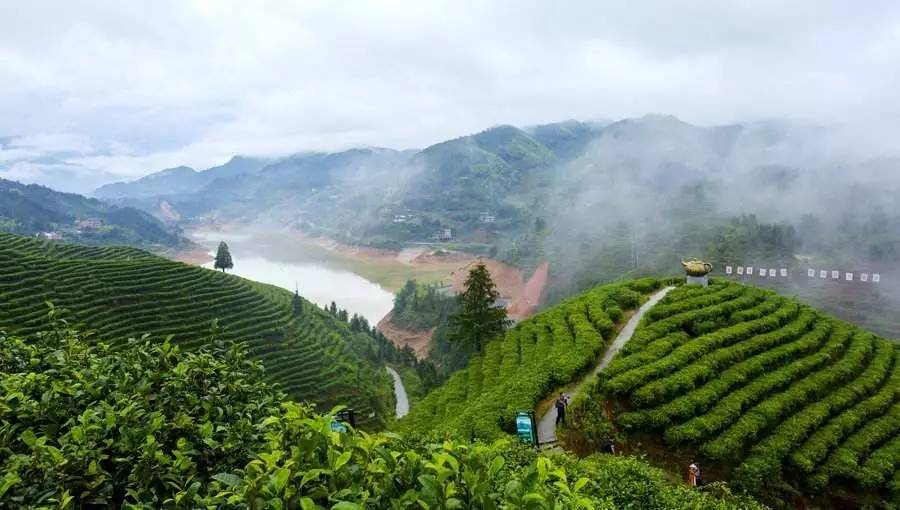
[534,116,900,336]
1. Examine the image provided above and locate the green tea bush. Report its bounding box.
[0,233,394,428]
[399,279,664,440]
[567,279,900,504]
[0,319,766,510]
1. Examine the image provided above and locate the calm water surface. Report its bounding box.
[194,230,394,324]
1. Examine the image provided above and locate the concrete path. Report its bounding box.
[537,286,675,444]
[386,366,410,418]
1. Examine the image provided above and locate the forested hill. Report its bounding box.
[0,177,182,248]
[0,233,399,428]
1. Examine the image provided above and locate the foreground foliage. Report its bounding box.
[0,320,764,509]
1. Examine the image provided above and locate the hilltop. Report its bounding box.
[0,233,404,428]
[561,280,899,507]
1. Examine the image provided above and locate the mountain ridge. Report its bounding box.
[0,177,182,247]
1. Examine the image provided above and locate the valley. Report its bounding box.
[8,5,900,507]
[3,231,899,508]
[181,224,549,325]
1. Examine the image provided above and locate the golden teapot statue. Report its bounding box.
[681,259,713,277]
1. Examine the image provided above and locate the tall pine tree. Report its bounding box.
[214,241,234,272]
[448,262,510,352]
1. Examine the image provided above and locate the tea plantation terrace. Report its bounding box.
[0,232,394,428]
[566,279,900,506]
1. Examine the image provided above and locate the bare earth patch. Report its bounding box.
[376,311,434,359]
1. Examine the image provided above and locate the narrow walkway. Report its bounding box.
[537,286,675,445]
[386,366,410,418]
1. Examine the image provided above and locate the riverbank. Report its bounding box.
[171,225,549,357]
[176,224,549,315]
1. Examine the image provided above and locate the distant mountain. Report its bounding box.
[0,177,182,247]
[94,156,270,199]
[95,166,200,199]
[86,117,831,247]
[526,119,608,159]
[91,115,900,270]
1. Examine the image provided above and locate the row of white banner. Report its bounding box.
[724,265,881,283]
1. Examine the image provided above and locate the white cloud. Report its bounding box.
[2,0,900,190]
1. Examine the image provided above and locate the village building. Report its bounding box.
[433,228,452,241]
[75,218,103,230]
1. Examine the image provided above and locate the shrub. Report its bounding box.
[0,319,765,510]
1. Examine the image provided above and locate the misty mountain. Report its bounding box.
[97,114,900,266]
[94,156,271,199]
[0,178,182,247]
[81,114,900,336]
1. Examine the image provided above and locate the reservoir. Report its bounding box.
[192,229,395,324]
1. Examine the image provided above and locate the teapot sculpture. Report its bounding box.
[681,259,713,277]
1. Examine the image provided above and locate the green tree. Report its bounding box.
[448,261,510,352]
[214,241,234,272]
[291,289,303,316]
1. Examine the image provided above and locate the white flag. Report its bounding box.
[768,269,776,277]
[845,272,853,281]
[873,273,881,283]
[808,268,815,278]
[861,273,869,282]
[726,265,733,274]
[737,266,744,275]
[747,267,754,275]
[781,268,788,277]
[832,271,840,279]
[820,270,828,279]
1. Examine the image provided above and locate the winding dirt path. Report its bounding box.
[536,286,675,445]
[386,366,410,419]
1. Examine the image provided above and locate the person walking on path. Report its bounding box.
[687,461,700,487]
[554,393,568,425]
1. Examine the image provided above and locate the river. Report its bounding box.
[192,229,395,324]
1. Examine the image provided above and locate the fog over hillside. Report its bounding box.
[83,114,900,335]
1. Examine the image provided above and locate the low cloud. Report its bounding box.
[2,1,900,188]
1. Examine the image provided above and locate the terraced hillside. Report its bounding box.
[0,233,394,428]
[570,280,900,505]
[399,277,668,439]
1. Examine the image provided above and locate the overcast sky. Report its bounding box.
[2,0,900,193]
